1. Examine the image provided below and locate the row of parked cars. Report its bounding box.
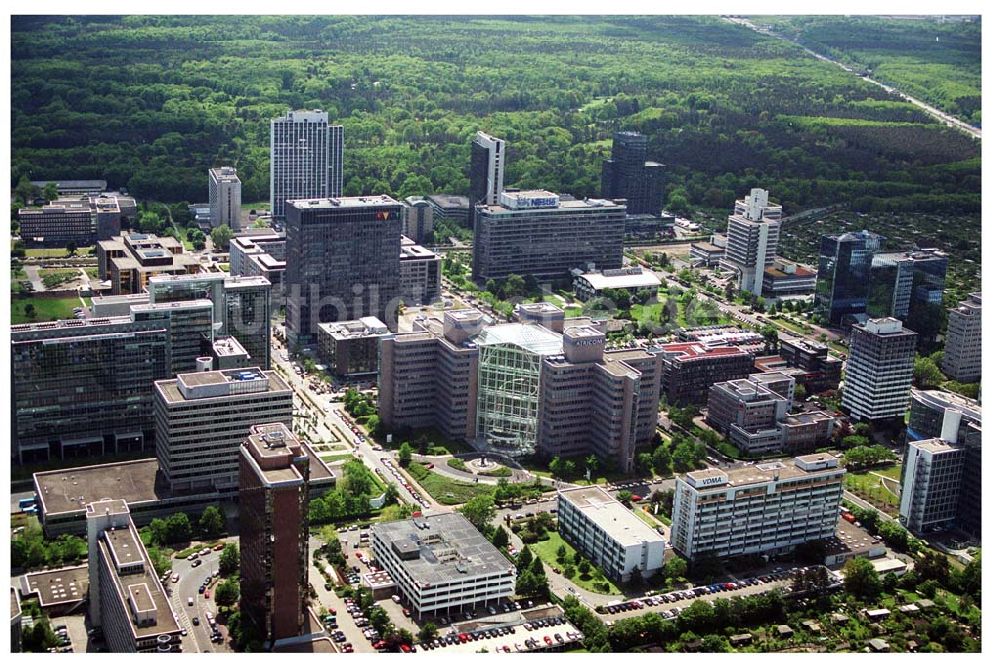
[380,457,431,509]
[421,624,518,650]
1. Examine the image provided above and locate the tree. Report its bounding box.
[199,505,225,538]
[516,546,534,571]
[616,490,633,507]
[492,526,509,550]
[843,557,881,599]
[42,181,59,202]
[556,544,568,563]
[418,622,439,642]
[164,512,192,544]
[913,354,947,388]
[215,577,240,608]
[459,494,497,533]
[211,224,234,250]
[219,542,240,576]
[577,559,592,578]
[23,303,36,320]
[66,241,78,256]
[398,442,413,467]
[663,556,688,581]
[651,443,673,475]
[584,454,600,477]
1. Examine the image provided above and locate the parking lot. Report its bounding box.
[415,616,583,653]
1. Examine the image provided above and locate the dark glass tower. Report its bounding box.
[600,131,667,216]
[814,230,885,326]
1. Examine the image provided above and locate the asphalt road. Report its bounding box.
[167,546,224,653]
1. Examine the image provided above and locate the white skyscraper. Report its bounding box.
[720,188,782,296]
[209,166,242,231]
[941,292,981,383]
[269,109,344,220]
[469,131,505,224]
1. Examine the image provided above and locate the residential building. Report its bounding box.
[557,486,665,582]
[153,368,293,492]
[96,233,201,295]
[402,196,435,244]
[572,266,661,302]
[209,166,242,231]
[468,131,505,224]
[239,423,310,645]
[707,374,835,456]
[317,317,391,377]
[427,194,470,226]
[600,131,667,216]
[86,499,183,652]
[400,237,442,305]
[270,109,344,219]
[285,196,402,346]
[762,259,817,297]
[11,316,170,463]
[472,191,626,281]
[671,454,845,561]
[941,292,981,382]
[658,342,755,406]
[841,318,917,421]
[719,189,782,296]
[814,230,886,326]
[370,513,516,619]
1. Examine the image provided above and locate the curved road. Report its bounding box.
[167,546,224,653]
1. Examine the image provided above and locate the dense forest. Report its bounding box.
[11,15,980,218]
[762,15,981,126]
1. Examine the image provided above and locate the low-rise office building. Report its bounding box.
[658,342,755,406]
[317,317,391,377]
[97,233,201,295]
[400,237,442,306]
[762,260,817,297]
[677,325,766,356]
[572,266,661,302]
[31,179,108,196]
[557,486,665,583]
[402,196,435,244]
[776,335,843,393]
[370,513,516,619]
[18,200,95,247]
[229,232,286,299]
[153,368,293,492]
[86,499,183,652]
[473,191,626,281]
[427,194,470,226]
[671,454,845,561]
[689,237,728,268]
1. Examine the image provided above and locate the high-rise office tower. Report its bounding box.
[841,318,917,421]
[814,230,886,326]
[239,423,310,647]
[209,167,242,231]
[867,248,948,346]
[941,292,982,382]
[468,131,505,224]
[153,367,293,492]
[269,110,344,220]
[600,131,668,216]
[285,196,402,346]
[719,189,782,296]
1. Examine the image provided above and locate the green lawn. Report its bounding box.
[632,506,667,530]
[320,453,356,463]
[24,248,72,258]
[769,315,812,335]
[406,463,484,505]
[39,268,79,289]
[844,472,899,511]
[11,295,81,324]
[529,530,622,596]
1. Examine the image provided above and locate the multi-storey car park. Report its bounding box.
[671,453,846,561]
[370,513,515,620]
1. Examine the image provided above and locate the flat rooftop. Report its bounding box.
[427,194,470,209]
[372,513,514,586]
[912,438,960,454]
[21,565,89,608]
[822,517,883,559]
[687,453,843,489]
[559,486,663,547]
[156,368,289,404]
[318,317,389,339]
[287,195,400,210]
[35,459,161,517]
[576,267,661,291]
[96,535,180,638]
[660,342,749,360]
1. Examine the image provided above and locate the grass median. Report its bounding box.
[406,462,485,505]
